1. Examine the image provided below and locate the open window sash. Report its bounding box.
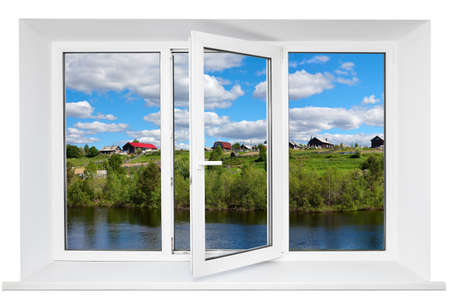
[189,31,285,277]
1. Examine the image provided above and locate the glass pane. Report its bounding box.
[203,49,270,259]
[173,52,191,251]
[64,52,162,250]
[288,52,385,250]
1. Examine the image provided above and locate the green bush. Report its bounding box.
[67,177,94,206]
[87,146,99,157]
[66,144,83,158]
[132,162,161,208]
[209,145,223,162]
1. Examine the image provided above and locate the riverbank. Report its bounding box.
[67,202,384,213]
[66,150,384,211]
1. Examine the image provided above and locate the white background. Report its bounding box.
[0,0,448,305]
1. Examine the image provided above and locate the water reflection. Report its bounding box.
[67,207,384,251]
[67,207,161,250]
[289,210,384,250]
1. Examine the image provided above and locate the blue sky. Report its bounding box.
[65,52,384,149]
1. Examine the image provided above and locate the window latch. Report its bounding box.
[197,161,222,170]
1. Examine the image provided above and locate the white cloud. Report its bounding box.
[288,105,384,142]
[335,62,359,85]
[146,107,265,145]
[74,121,128,134]
[65,53,161,107]
[361,95,380,105]
[96,114,118,120]
[66,101,118,120]
[172,54,244,109]
[289,70,334,100]
[289,107,362,133]
[254,70,334,101]
[204,74,244,109]
[66,127,99,144]
[290,55,330,68]
[207,119,266,143]
[336,76,359,85]
[359,105,384,126]
[145,104,382,148]
[334,69,349,75]
[204,53,244,72]
[340,62,355,70]
[175,142,189,150]
[255,69,266,76]
[253,81,267,99]
[288,70,334,100]
[143,112,160,126]
[66,101,93,118]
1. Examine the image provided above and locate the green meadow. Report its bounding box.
[66,146,384,212]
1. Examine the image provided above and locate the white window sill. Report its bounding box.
[3,261,445,290]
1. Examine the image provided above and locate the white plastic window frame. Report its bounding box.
[189,32,284,277]
[52,41,189,261]
[51,40,398,265]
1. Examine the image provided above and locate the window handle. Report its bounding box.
[198,161,222,169]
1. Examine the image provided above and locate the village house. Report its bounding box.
[370,136,384,148]
[240,144,252,152]
[213,141,232,151]
[289,141,301,149]
[307,137,334,149]
[96,170,107,178]
[122,142,158,154]
[99,145,122,155]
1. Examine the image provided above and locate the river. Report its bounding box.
[66,207,384,251]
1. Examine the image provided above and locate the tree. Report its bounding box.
[66,178,94,206]
[84,144,90,155]
[209,145,223,162]
[361,155,383,180]
[256,144,267,171]
[84,161,97,177]
[232,142,240,152]
[66,161,75,185]
[87,146,99,157]
[133,162,161,207]
[66,144,82,158]
[107,154,123,174]
[132,139,139,143]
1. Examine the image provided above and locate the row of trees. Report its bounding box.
[67,149,384,212]
[289,155,384,211]
[66,154,161,207]
[174,152,384,211]
[66,144,99,158]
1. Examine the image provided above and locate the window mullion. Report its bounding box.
[160,48,175,257]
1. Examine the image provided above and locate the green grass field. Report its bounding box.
[67,148,383,173]
[290,150,383,175]
[66,147,384,211]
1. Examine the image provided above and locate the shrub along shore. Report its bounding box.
[66,146,384,213]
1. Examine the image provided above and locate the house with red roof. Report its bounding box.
[213,141,232,151]
[123,142,158,154]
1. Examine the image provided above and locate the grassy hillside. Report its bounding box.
[66,147,385,212]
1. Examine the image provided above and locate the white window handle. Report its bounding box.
[198,161,222,169]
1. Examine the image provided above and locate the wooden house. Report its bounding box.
[99,145,122,154]
[240,144,252,151]
[307,137,334,149]
[289,141,301,149]
[370,136,384,148]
